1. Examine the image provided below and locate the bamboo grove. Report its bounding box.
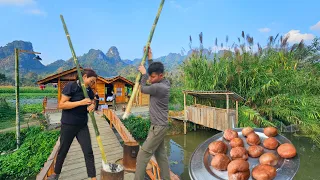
[181,32,320,146]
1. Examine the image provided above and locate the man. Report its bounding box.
[94,92,99,111]
[111,90,117,111]
[135,47,171,180]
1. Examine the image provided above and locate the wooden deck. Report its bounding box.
[39,99,178,180]
[58,114,125,180]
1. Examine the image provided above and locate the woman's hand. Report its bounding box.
[79,98,92,106]
[87,103,95,113]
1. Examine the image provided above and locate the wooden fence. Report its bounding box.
[36,138,60,180]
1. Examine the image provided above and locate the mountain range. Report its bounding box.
[0,41,189,78]
[0,40,227,79]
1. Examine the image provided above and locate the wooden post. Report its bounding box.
[58,78,61,103]
[226,94,229,129]
[184,92,187,119]
[235,101,238,128]
[184,92,187,135]
[110,113,113,129]
[193,97,196,131]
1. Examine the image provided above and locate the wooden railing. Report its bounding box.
[103,109,136,143]
[103,109,180,180]
[42,97,60,114]
[36,138,60,180]
[186,105,236,131]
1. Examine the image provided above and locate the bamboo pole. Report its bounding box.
[184,92,187,135]
[15,48,20,149]
[60,15,107,164]
[122,0,165,119]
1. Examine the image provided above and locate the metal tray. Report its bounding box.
[189,128,300,180]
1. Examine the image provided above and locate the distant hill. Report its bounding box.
[0,41,46,75]
[0,40,228,80]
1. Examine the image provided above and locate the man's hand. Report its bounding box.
[143,46,152,60]
[138,65,147,75]
[87,103,95,113]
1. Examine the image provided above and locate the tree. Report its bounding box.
[0,73,6,82]
[21,72,39,86]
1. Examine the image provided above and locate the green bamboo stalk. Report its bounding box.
[122,0,165,119]
[15,48,21,149]
[60,15,107,164]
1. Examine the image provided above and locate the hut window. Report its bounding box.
[116,88,122,96]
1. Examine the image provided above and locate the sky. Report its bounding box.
[0,0,319,65]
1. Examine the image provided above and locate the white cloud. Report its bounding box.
[0,0,46,16]
[310,21,320,31]
[170,1,189,12]
[25,8,46,16]
[211,46,228,51]
[0,0,35,6]
[258,28,271,33]
[285,30,315,43]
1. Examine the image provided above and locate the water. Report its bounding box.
[164,130,216,180]
[6,98,57,105]
[283,133,320,180]
[164,130,320,180]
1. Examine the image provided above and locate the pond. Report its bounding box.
[164,130,320,180]
[6,98,56,105]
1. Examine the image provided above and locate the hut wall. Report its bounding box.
[96,80,106,104]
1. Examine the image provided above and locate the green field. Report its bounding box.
[0,86,54,130]
[0,86,57,93]
[0,93,56,99]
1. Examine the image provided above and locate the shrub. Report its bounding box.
[0,127,59,179]
[0,129,29,153]
[21,103,43,114]
[122,115,151,140]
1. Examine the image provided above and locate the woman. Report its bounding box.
[48,68,98,180]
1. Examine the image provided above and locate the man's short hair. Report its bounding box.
[147,62,164,75]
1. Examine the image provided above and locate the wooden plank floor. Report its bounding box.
[58,114,128,180]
